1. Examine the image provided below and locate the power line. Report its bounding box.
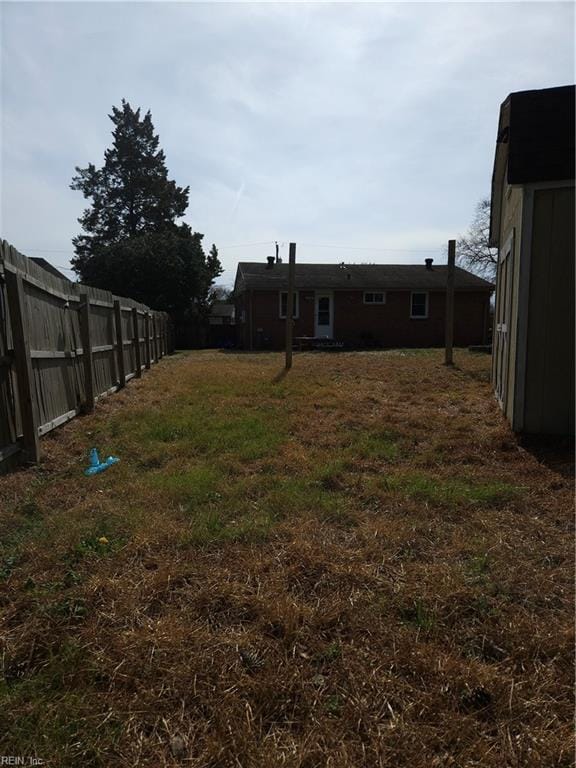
[220,241,443,254]
[219,241,274,249]
[21,240,443,264]
[298,242,442,254]
[21,248,75,254]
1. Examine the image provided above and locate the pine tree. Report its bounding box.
[70,100,221,317]
[71,100,189,267]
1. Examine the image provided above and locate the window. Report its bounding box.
[317,296,330,326]
[410,292,428,319]
[363,292,386,304]
[279,291,299,318]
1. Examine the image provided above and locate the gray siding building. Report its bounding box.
[490,85,575,435]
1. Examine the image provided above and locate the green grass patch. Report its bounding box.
[0,495,46,582]
[357,429,400,460]
[381,473,522,507]
[0,640,121,766]
[149,465,223,506]
[65,533,123,565]
[264,477,343,518]
[141,408,285,461]
[182,508,277,547]
[312,458,352,489]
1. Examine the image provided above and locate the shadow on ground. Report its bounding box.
[519,434,574,479]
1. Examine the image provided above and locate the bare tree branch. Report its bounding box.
[457,197,498,280]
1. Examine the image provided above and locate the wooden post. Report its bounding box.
[144,313,151,370]
[5,270,40,463]
[248,290,254,351]
[79,293,95,412]
[132,308,142,377]
[113,300,126,388]
[152,314,158,363]
[445,239,456,366]
[285,242,296,370]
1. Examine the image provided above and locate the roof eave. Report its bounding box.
[489,97,511,249]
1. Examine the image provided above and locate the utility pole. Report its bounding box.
[285,243,296,370]
[445,239,456,366]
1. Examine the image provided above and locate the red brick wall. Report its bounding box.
[235,290,315,349]
[333,290,489,347]
[236,289,490,350]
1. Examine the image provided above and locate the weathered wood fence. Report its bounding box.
[0,240,174,472]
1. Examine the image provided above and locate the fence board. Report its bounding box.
[0,239,173,472]
[5,269,40,463]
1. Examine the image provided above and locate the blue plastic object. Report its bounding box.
[84,448,120,476]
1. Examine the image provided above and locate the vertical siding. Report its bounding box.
[523,186,575,434]
[492,177,523,422]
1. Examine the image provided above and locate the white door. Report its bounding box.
[315,292,333,338]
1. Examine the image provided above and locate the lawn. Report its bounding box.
[0,350,572,767]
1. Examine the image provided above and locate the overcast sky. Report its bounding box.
[1,1,574,286]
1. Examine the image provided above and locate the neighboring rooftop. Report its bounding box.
[235,261,494,292]
[209,301,235,318]
[29,256,71,282]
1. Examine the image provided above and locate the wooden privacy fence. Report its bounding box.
[0,240,174,472]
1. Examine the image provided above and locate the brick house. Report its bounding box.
[234,259,493,350]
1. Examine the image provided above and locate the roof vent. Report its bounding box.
[425,258,434,270]
[266,256,275,269]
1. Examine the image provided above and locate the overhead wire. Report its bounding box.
[21,240,444,271]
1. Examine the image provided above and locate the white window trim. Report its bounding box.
[410,291,428,319]
[363,291,386,304]
[279,290,299,319]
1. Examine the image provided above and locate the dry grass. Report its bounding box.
[0,349,573,767]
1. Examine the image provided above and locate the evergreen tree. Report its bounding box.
[70,100,221,316]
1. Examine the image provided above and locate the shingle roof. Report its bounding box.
[235,262,494,292]
[506,85,575,185]
[490,84,575,246]
[29,257,71,282]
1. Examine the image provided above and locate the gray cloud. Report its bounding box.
[1,1,574,285]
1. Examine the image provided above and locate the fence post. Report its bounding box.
[132,308,142,377]
[144,313,151,370]
[285,243,296,370]
[114,300,126,388]
[152,314,158,363]
[5,270,40,463]
[445,239,456,366]
[79,293,95,412]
